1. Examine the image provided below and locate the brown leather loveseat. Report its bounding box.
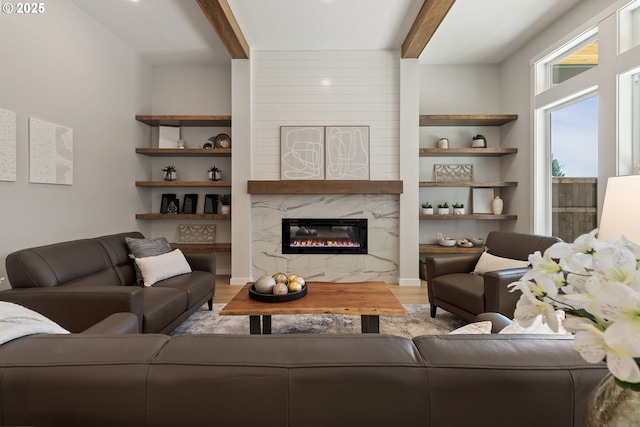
[0,232,215,333]
[0,324,606,427]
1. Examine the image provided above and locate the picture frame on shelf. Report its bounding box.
[182,194,198,214]
[204,194,219,214]
[472,188,495,213]
[161,193,177,214]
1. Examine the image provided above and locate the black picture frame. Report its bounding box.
[161,193,177,214]
[204,194,219,214]
[182,194,198,214]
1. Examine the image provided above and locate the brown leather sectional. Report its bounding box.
[0,317,606,427]
[0,232,216,333]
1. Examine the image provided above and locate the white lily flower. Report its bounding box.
[574,327,640,383]
[513,294,559,331]
[593,246,637,285]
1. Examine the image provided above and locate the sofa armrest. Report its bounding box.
[424,253,482,281]
[184,252,216,275]
[474,312,513,333]
[483,267,530,318]
[0,286,144,333]
[82,312,139,334]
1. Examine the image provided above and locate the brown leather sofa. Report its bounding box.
[0,232,215,333]
[0,327,606,427]
[425,231,561,321]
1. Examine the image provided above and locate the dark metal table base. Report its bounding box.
[249,314,380,334]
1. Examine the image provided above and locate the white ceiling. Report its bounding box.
[71,0,581,66]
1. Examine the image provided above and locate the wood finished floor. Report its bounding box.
[213,276,429,305]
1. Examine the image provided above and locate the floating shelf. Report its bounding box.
[419,244,485,254]
[247,180,403,194]
[135,148,231,157]
[419,181,517,188]
[136,214,231,220]
[172,243,231,253]
[135,181,231,187]
[135,115,231,127]
[419,148,517,157]
[419,114,518,127]
[419,214,517,220]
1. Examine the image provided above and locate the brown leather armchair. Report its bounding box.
[425,231,561,322]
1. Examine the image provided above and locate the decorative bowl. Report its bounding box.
[249,284,307,302]
[438,238,456,247]
[470,237,485,247]
[457,239,474,248]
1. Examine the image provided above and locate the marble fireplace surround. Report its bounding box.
[248,180,403,283]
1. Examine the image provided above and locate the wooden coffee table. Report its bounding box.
[219,281,406,334]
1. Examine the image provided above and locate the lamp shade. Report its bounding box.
[598,175,640,244]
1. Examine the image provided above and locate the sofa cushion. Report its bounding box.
[448,321,492,335]
[472,251,529,276]
[432,273,484,315]
[0,302,69,345]
[142,287,188,333]
[153,270,213,309]
[126,236,172,283]
[134,249,191,287]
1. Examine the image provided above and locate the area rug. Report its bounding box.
[171,304,468,338]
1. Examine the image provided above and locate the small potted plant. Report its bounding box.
[208,166,222,181]
[437,202,449,215]
[219,193,231,214]
[421,202,433,215]
[471,134,487,148]
[163,165,177,181]
[453,203,465,215]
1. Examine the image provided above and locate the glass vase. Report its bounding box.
[585,374,640,427]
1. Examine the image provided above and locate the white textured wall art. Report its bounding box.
[281,126,324,180]
[0,108,17,182]
[434,164,473,182]
[325,126,369,180]
[29,117,73,185]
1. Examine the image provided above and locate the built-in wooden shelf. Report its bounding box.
[171,243,231,253]
[419,148,517,157]
[135,180,231,187]
[135,115,231,127]
[419,244,485,254]
[419,214,517,220]
[247,180,403,194]
[419,181,517,188]
[419,114,518,127]
[136,214,231,220]
[135,148,231,157]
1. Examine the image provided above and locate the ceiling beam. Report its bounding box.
[196,0,249,59]
[402,0,456,58]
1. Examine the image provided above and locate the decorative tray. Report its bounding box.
[248,284,307,303]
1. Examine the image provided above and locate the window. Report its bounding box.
[634,72,640,173]
[619,0,640,54]
[551,38,599,86]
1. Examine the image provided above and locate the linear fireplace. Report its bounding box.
[282,218,368,254]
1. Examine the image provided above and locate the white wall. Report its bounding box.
[0,1,152,288]
[247,50,401,283]
[418,64,507,242]
[146,64,233,274]
[499,0,623,233]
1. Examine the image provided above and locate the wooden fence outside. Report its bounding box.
[552,177,597,243]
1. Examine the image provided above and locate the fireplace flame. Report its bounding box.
[291,239,360,248]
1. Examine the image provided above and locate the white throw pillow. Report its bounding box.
[0,301,69,346]
[134,249,192,287]
[448,321,492,335]
[472,251,530,275]
[499,310,570,335]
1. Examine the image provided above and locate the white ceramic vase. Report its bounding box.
[491,196,504,215]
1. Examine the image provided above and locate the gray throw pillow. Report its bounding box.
[125,237,172,284]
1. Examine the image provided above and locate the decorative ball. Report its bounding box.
[286,274,298,284]
[254,275,276,293]
[272,272,287,283]
[292,276,305,286]
[288,281,302,293]
[273,283,288,295]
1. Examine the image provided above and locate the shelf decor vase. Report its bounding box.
[491,196,503,215]
[164,171,177,181]
[438,208,449,215]
[220,205,230,214]
[424,208,434,215]
[585,374,640,427]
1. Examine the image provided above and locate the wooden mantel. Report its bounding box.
[247,180,403,195]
